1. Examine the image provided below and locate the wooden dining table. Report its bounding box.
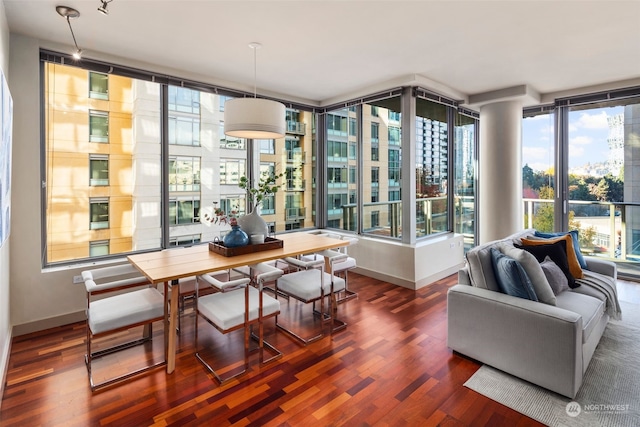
[127,231,348,373]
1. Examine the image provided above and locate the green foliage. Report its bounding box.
[239,169,286,205]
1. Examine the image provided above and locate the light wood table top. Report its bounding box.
[127,231,348,374]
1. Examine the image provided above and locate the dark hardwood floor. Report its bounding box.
[4,272,635,426]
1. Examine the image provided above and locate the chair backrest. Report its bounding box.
[82,264,150,295]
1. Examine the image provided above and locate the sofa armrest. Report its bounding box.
[447,284,583,398]
[584,256,617,280]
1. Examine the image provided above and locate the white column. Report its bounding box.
[478,100,523,244]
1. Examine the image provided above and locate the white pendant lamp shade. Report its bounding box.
[224,97,286,139]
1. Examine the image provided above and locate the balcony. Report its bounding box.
[286,121,306,135]
[286,149,306,164]
[286,179,306,191]
[523,198,640,277]
[285,207,306,220]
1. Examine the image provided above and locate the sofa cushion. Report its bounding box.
[465,229,536,291]
[555,291,605,343]
[498,243,556,305]
[490,248,538,301]
[521,235,584,279]
[535,230,587,269]
[516,240,577,288]
[540,256,569,295]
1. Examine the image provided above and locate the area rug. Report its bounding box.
[464,301,640,427]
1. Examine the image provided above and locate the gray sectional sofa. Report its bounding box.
[447,229,621,398]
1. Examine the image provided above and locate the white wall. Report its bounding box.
[8,34,89,337]
[0,0,11,405]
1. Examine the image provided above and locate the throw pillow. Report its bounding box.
[540,256,570,295]
[498,242,556,305]
[534,230,587,269]
[521,234,584,279]
[515,240,579,288]
[489,247,539,301]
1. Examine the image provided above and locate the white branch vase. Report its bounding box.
[237,205,269,239]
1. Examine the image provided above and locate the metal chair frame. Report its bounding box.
[194,263,282,384]
[83,264,166,391]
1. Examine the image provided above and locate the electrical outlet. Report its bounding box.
[73,275,83,284]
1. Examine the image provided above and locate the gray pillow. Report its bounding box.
[489,248,538,301]
[498,242,557,306]
[540,256,569,295]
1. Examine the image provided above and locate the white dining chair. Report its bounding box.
[275,252,347,345]
[82,263,166,391]
[194,263,282,384]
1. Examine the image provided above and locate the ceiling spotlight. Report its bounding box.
[97,0,113,15]
[56,6,83,60]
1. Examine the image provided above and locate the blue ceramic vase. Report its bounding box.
[223,225,249,248]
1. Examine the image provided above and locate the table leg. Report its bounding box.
[167,280,178,373]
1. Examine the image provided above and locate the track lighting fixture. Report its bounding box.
[56,6,82,60]
[97,0,113,16]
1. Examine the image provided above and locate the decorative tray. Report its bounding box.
[208,237,283,257]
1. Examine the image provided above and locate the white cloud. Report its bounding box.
[569,145,585,157]
[574,111,610,130]
[523,146,549,161]
[570,135,593,145]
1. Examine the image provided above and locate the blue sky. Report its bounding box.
[522,106,623,173]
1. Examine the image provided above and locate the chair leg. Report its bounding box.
[336,271,358,303]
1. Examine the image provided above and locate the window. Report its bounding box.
[371,145,379,161]
[371,190,379,203]
[371,122,379,143]
[169,156,200,192]
[89,240,109,257]
[388,149,400,187]
[349,166,356,184]
[389,126,401,146]
[371,167,379,186]
[220,159,245,185]
[89,110,109,143]
[169,198,200,225]
[169,116,200,146]
[219,196,245,217]
[371,211,380,227]
[90,198,109,230]
[168,86,200,114]
[389,190,401,201]
[454,111,477,251]
[349,118,357,137]
[328,140,348,161]
[371,106,379,117]
[89,72,108,100]
[349,142,356,160]
[259,139,275,154]
[169,234,201,247]
[327,113,347,136]
[328,167,347,187]
[89,155,108,186]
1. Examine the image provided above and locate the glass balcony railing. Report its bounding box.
[286,121,306,135]
[523,198,640,278]
[285,207,306,220]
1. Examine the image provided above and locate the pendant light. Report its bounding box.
[224,43,286,139]
[56,6,82,59]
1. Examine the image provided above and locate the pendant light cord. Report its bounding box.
[66,16,81,53]
[253,45,257,98]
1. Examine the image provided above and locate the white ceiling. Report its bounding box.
[4,0,640,107]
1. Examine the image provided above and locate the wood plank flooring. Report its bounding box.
[4,272,633,426]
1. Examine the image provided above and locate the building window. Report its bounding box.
[371,145,379,161]
[89,110,109,143]
[168,86,200,114]
[328,167,347,188]
[349,118,357,137]
[371,190,379,203]
[349,142,356,160]
[89,240,109,257]
[327,113,347,136]
[259,139,275,154]
[371,122,379,143]
[388,149,400,187]
[371,167,379,187]
[169,156,201,192]
[389,190,401,201]
[220,159,246,185]
[169,198,200,225]
[169,234,201,247]
[389,126,401,146]
[90,198,109,230]
[89,72,108,100]
[219,196,246,217]
[169,116,200,146]
[89,155,109,186]
[371,105,379,117]
[349,166,356,184]
[371,211,380,227]
[328,140,348,162]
